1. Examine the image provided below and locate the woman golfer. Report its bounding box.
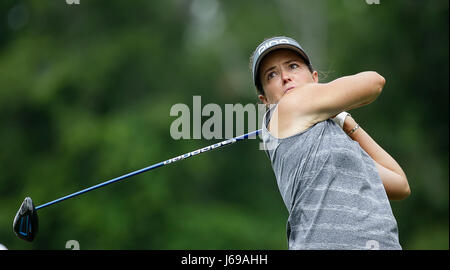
[251,36,410,250]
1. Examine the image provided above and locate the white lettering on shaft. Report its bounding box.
[163,138,237,165]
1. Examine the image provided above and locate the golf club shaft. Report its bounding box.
[35,129,261,210]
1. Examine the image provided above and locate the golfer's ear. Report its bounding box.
[312,70,319,83]
[258,94,268,105]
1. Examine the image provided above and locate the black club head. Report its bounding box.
[13,197,39,242]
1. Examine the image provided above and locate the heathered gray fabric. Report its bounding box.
[261,104,402,250]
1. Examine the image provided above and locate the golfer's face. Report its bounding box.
[259,49,317,105]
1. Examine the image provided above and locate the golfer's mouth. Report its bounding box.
[284,86,295,93]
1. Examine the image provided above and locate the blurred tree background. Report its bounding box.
[0,0,448,250]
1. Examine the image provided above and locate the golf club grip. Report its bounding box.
[35,129,261,210]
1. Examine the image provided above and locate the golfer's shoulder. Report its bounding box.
[270,93,322,139]
[277,83,322,118]
[275,84,322,133]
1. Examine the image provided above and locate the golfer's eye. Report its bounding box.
[267,71,277,81]
[289,63,299,69]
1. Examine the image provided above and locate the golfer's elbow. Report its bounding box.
[402,177,411,199]
[390,176,411,201]
[374,72,385,93]
[366,71,385,96]
[354,72,385,107]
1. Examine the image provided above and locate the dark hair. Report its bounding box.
[249,48,314,97]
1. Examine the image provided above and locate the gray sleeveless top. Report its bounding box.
[261,104,402,250]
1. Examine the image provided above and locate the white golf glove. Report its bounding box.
[331,112,350,129]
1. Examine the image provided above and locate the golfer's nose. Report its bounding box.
[281,69,292,84]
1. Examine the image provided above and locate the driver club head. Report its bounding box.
[13,197,39,242]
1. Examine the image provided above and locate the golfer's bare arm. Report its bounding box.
[343,116,410,200]
[278,71,410,200]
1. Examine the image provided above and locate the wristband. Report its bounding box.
[331,112,350,129]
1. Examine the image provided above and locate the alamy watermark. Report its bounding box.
[65,239,80,250]
[169,96,278,151]
[365,240,380,250]
[66,0,80,5]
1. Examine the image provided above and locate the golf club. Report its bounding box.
[13,129,261,242]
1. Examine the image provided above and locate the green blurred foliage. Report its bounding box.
[0,0,447,249]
